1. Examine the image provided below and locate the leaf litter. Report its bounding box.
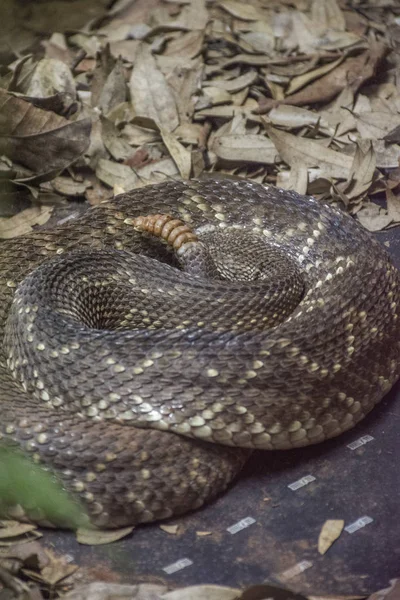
[0,0,400,596]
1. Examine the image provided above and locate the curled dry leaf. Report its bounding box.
[0,90,91,177]
[101,116,135,161]
[277,165,308,195]
[76,526,134,545]
[163,585,240,600]
[33,549,78,586]
[63,582,168,600]
[159,127,192,179]
[386,188,400,224]
[159,524,180,535]
[212,134,278,165]
[355,111,400,141]
[96,159,138,190]
[0,522,37,539]
[51,176,90,197]
[311,0,346,31]
[164,31,204,59]
[318,519,344,555]
[263,121,352,179]
[357,202,392,232]
[205,71,258,93]
[257,43,387,113]
[130,44,179,132]
[0,206,53,239]
[268,105,333,133]
[218,0,261,21]
[285,57,343,96]
[20,58,76,99]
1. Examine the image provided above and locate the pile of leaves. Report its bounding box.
[1,0,400,237]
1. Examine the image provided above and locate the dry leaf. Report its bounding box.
[278,165,308,195]
[213,133,278,164]
[387,188,400,223]
[205,71,258,93]
[28,549,78,586]
[21,58,76,99]
[0,206,53,239]
[218,0,261,21]
[258,43,387,113]
[0,522,37,539]
[101,116,134,161]
[263,121,352,179]
[268,105,332,133]
[63,582,168,600]
[286,58,343,96]
[335,142,376,203]
[318,519,344,555]
[76,526,134,545]
[0,89,91,177]
[163,585,240,600]
[357,202,392,232]
[164,31,204,59]
[52,176,90,197]
[130,44,179,132]
[384,124,400,143]
[96,158,138,190]
[356,111,400,140]
[311,0,346,31]
[159,524,180,535]
[159,127,192,179]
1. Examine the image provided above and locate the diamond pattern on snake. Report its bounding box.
[1,179,399,528]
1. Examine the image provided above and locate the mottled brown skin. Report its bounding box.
[0,178,399,528]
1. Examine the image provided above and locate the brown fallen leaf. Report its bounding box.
[212,133,278,165]
[159,524,180,535]
[355,110,400,140]
[205,71,258,93]
[335,141,376,203]
[159,127,192,179]
[277,165,308,195]
[257,42,387,113]
[311,0,346,31]
[163,585,240,600]
[164,31,204,59]
[386,188,400,224]
[384,124,400,143]
[357,202,392,232]
[0,89,91,177]
[96,159,138,190]
[19,58,76,100]
[0,521,37,539]
[218,0,261,21]
[318,519,344,555]
[129,44,179,132]
[263,121,352,179]
[76,526,134,545]
[22,551,77,587]
[63,582,168,600]
[101,116,134,162]
[286,57,343,96]
[51,176,90,197]
[196,531,212,537]
[0,206,53,239]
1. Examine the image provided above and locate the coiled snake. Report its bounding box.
[0,178,399,528]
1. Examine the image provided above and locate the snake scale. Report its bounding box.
[0,178,399,529]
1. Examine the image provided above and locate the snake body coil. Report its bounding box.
[0,178,399,528]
